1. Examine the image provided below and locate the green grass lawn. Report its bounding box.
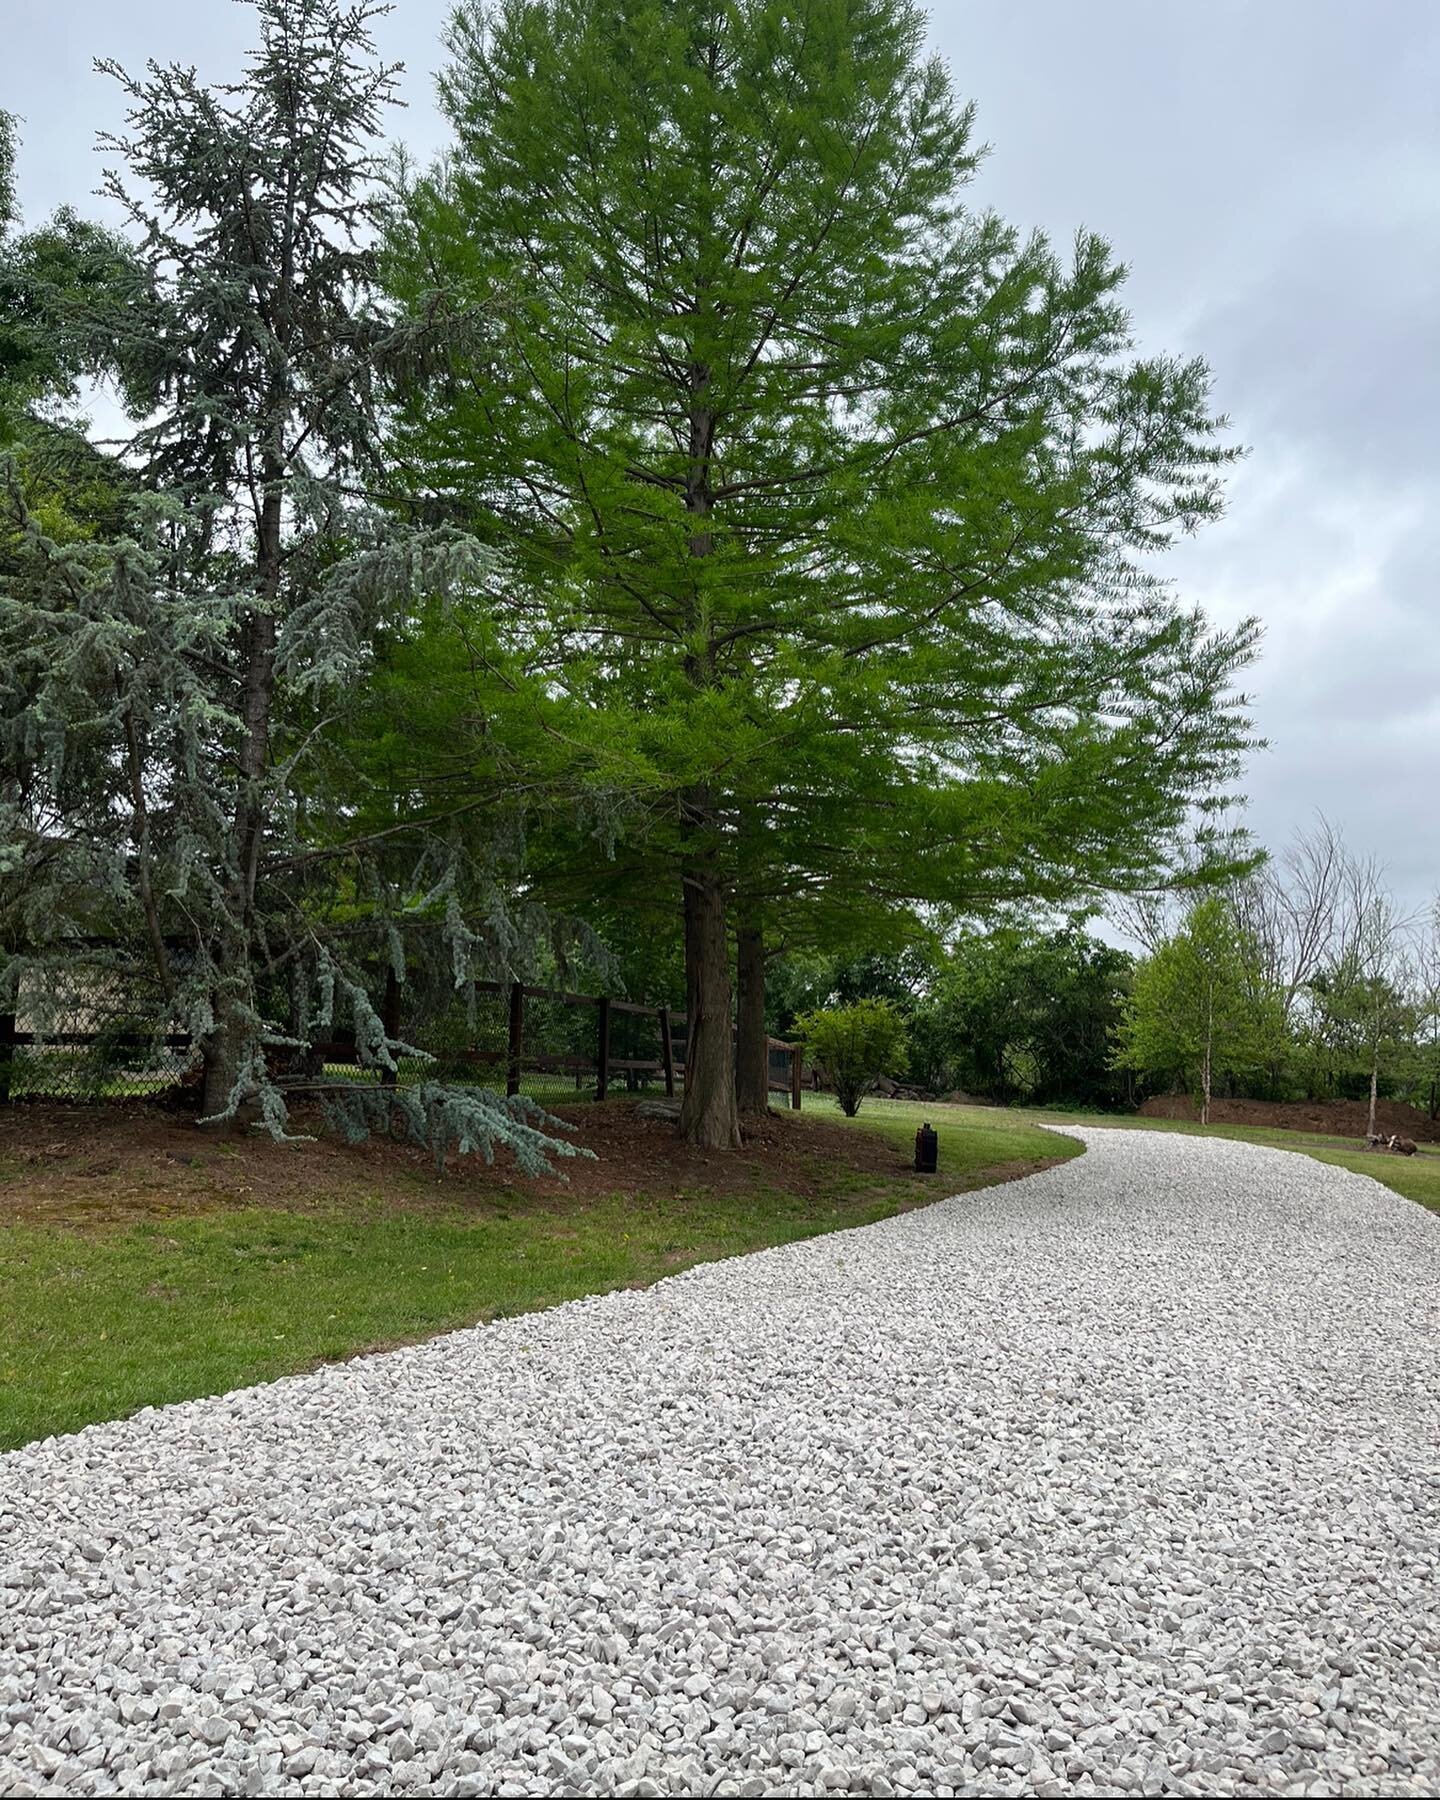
[826,1093,1080,1174]
[0,1102,1069,1451]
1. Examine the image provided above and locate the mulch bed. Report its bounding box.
[0,1097,930,1228]
[1137,1093,1440,1144]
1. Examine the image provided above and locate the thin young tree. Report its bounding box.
[1410,899,1440,1122]
[1115,896,1284,1124]
[1330,873,1412,1140]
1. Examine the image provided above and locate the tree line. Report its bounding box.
[776,820,1439,1131]
[1115,822,1440,1131]
[0,0,1260,1155]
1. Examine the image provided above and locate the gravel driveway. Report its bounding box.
[2,1127,1438,1798]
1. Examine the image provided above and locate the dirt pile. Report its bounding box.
[1138,1094,1440,1144]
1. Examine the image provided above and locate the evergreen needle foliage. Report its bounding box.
[325,1081,594,1176]
[388,0,1260,1146]
[0,3,577,1169]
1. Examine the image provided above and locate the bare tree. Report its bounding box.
[1331,865,1412,1139]
[1230,815,1349,1027]
[1108,891,1178,955]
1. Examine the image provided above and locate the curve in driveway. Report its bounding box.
[2,1127,1438,1797]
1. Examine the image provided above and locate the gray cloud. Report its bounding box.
[932,0,1440,911]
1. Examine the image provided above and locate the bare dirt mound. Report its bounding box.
[1137,1093,1440,1143]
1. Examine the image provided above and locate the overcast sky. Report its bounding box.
[8,0,1439,915]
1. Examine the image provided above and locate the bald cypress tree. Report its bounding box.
[389,0,1257,1146]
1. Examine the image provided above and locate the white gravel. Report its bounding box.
[2,1126,1439,1798]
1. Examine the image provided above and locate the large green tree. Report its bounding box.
[0,111,143,606]
[0,2,581,1171]
[387,0,1257,1147]
[0,113,147,986]
[0,113,140,446]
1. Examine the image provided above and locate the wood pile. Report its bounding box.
[1364,1132,1418,1156]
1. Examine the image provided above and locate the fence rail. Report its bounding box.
[0,977,804,1110]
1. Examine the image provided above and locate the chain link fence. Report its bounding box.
[0,964,192,1103]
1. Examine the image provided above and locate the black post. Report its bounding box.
[506,981,524,1098]
[596,996,611,1102]
[791,1046,802,1112]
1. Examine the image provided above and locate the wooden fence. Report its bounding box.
[325,977,804,1109]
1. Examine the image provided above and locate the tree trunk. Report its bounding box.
[201,1000,250,1121]
[1200,1021,1212,1126]
[673,340,740,1149]
[201,467,281,1125]
[233,483,282,926]
[736,919,769,1117]
[679,866,741,1149]
[1367,1052,1379,1139]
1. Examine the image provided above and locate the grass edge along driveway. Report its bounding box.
[849,1096,1440,1217]
[1,1102,1072,1451]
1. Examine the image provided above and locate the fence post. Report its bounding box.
[381,968,400,1089]
[596,996,611,1102]
[0,1011,14,1105]
[659,1006,675,1099]
[791,1045,803,1112]
[506,981,524,1098]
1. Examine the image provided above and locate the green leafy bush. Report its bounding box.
[797,1000,908,1118]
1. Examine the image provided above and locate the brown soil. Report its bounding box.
[1137,1093,1440,1144]
[0,1097,960,1229]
